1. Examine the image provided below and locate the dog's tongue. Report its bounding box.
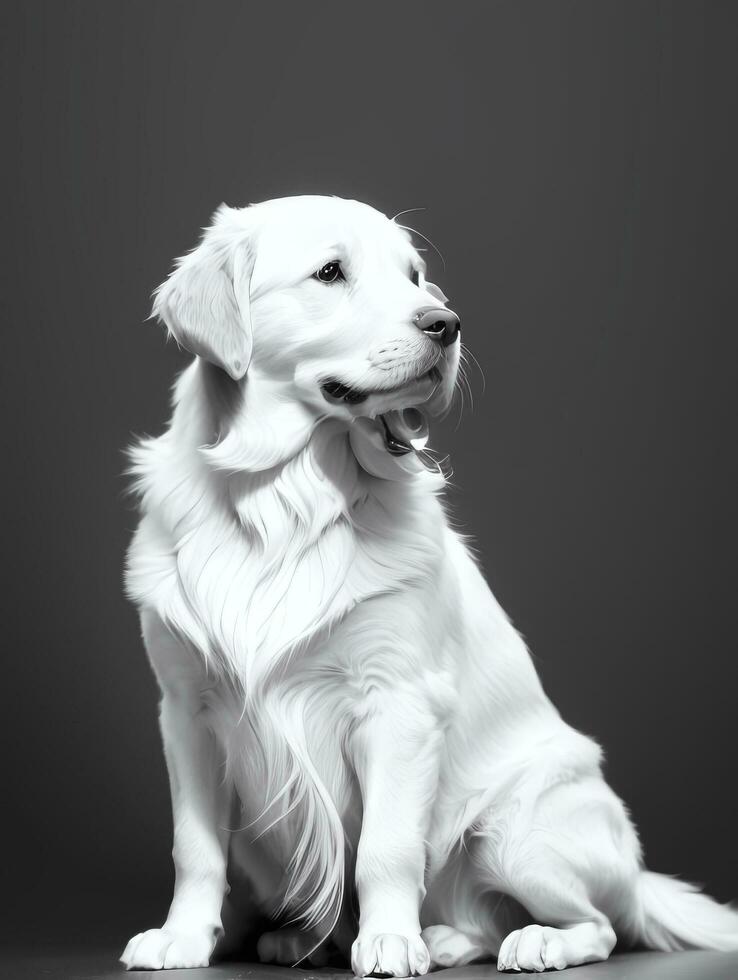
[382,407,429,455]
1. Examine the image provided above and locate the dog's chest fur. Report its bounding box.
[126,385,447,692]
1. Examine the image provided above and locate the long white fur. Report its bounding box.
[120,196,738,974]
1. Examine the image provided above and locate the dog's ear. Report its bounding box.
[152,206,255,381]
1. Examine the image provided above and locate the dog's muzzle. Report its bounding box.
[320,304,460,460]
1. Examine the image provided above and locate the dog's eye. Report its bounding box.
[314,261,344,284]
[411,269,421,286]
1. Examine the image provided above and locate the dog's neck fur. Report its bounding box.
[127,359,446,690]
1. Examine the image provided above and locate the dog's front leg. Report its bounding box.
[121,610,231,971]
[350,691,440,978]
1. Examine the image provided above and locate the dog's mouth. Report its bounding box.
[378,407,430,455]
[320,367,441,455]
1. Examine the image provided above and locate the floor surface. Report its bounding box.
[3,949,738,980]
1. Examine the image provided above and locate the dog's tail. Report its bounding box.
[630,870,738,952]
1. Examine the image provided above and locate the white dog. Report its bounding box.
[121,196,738,973]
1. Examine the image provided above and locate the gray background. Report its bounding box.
[2,0,736,956]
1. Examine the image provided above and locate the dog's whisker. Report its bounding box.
[460,362,475,415]
[396,222,446,270]
[453,375,466,430]
[460,342,486,394]
[391,206,427,223]
[454,355,477,425]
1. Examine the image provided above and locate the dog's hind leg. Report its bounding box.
[420,925,492,968]
[421,848,527,969]
[469,775,637,972]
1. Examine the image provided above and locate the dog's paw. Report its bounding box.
[497,925,565,973]
[497,921,615,973]
[352,931,430,977]
[121,927,215,970]
[257,927,329,966]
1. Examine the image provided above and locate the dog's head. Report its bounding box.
[154,196,460,474]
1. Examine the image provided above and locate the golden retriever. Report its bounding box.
[121,196,738,972]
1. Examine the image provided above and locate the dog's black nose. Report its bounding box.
[414,308,461,347]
